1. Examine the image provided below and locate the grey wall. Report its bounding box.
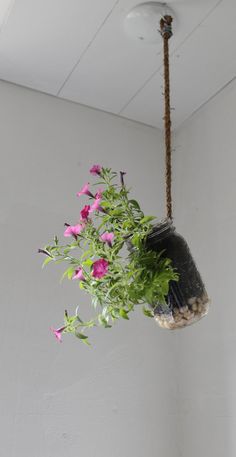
[1,75,235,457]
[173,78,236,457]
[0,80,180,457]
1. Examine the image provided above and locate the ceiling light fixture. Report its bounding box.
[124,2,176,44]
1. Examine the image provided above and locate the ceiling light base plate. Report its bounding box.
[124,2,176,45]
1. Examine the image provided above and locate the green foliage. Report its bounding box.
[40,167,178,343]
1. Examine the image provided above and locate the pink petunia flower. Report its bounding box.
[76,183,94,198]
[80,205,90,221]
[64,224,84,238]
[72,268,85,281]
[89,198,105,214]
[95,188,103,199]
[100,232,115,247]
[90,164,102,176]
[92,259,109,279]
[50,326,66,343]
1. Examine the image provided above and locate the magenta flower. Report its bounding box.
[64,223,84,238]
[95,188,103,199]
[72,268,85,281]
[100,232,115,247]
[50,326,66,343]
[92,259,109,279]
[80,205,90,221]
[90,164,102,176]
[77,183,94,198]
[89,198,104,213]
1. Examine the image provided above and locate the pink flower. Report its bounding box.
[64,224,84,238]
[100,232,115,247]
[92,259,109,279]
[72,268,85,281]
[80,205,90,220]
[95,188,103,199]
[89,198,105,213]
[50,326,66,343]
[90,164,102,176]
[77,183,94,198]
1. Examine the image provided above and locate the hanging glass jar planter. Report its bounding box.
[147,220,210,329]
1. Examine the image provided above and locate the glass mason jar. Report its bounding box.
[146,219,210,330]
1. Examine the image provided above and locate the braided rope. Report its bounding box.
[160,15,173,220]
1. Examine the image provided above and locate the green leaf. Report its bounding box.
[132,233,141,248]
[123,221,132,229]
[82,258,93,267]
[98,315,112,328]
[144,287,155,305]
[111,308,120,319]
[140,216,156,225]
[42,256,54,268]
[111,209,123,217]
[68,267,75,280]
[100,201,111,209]
[60,266,75,282]
[81,250,92,260]
[119,309,129,320]
[129,199,141,210]
[98,216,110,230]
[76,332,89,340]
[142,307,154,318]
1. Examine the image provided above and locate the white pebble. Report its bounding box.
[180,306,188,314]
[188,297,197,305]
[173,307,180,315]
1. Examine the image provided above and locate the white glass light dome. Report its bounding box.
[124,2,176,45]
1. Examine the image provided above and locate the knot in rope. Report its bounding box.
[160,15,173,39]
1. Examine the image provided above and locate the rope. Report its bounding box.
[160,15,173,220]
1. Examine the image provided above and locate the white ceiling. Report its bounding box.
[0,0,235,129]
